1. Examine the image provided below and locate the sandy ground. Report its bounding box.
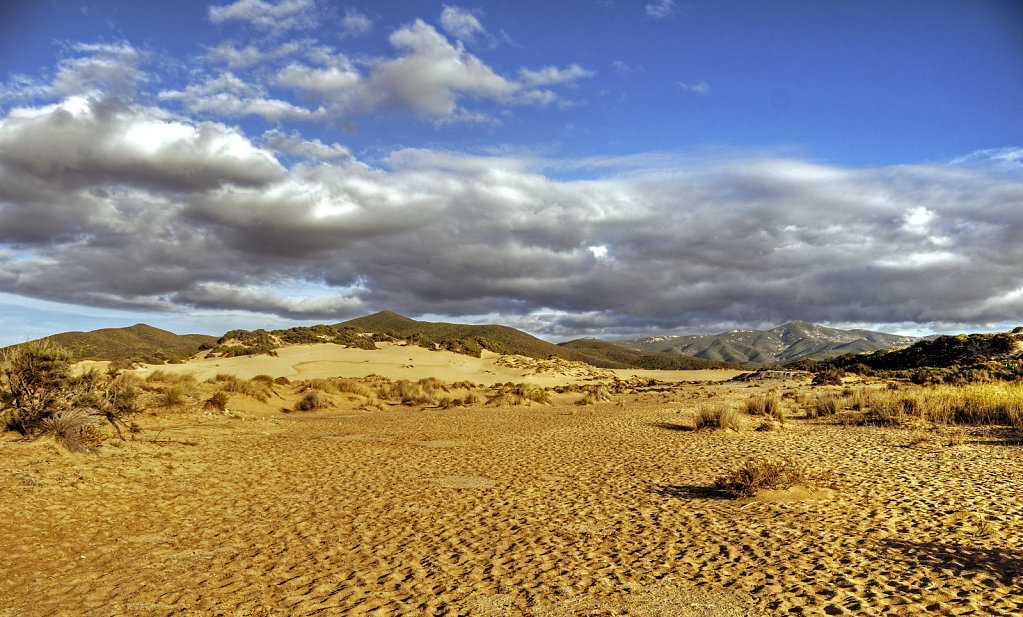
[2,365,1022,616]
[118,343,745,386]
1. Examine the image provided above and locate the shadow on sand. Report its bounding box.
[649,422,694,432]
[882,539,1023,586]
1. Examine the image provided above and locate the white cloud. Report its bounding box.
[340,7,372,38]
[159,73,324,122]
[208,0,316,30]
[439,5,486,41]
[262,128,352,161]
[204,40,303,70]
[269,20,569,121]
[519,64,594,87]
[678,80,711,95]
[646,0,676,19]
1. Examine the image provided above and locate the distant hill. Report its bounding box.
[557,339,742,371]
[9,324,217,363]
[338,311,734,370]
[614,321,919,366]
[796,330,1023,383]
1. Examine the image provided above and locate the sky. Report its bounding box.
[1,0,1022,347]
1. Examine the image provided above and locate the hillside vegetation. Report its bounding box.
[6,324,217,364]
[557,339,741,370]
[791,330,1023,384]
[615,321,918,366]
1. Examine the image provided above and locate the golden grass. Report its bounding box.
[713,456,809,498]
[695,402,744,431]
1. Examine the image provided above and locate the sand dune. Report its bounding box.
[2,363,1021,616]
[126,342,744,386]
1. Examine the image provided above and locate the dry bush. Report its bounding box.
[417,377,448,394]
[486,392,524,407]
[334,379,373,398]
[809,393,842,418]
[304,378,339,394]
[517,383,550,404]
[714,456,808,498]
[38,408,99,454]
[463,391,482,405]
[745,393,782,422]
[159,383,192,407]
[296,390,329,411]
[274,376,291,385]
[694,402,744,431]
[204,391,230,412]
[146,370,196,385]
[388,380,436,406]
[216,375,271,401]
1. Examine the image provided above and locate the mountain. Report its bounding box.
[557,339,741,370]
[613,321,919,366]
[9,324,218,363]
[338,311,735,370]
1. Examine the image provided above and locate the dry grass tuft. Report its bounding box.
[38,408,99,453]
[296,390,330,411]
[694,402,744,431]
[714,456,809,498]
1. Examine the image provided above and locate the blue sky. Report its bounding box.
[1,0,1022,346]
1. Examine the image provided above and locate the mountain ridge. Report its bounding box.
[613,321,920,366]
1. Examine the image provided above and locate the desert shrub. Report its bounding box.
[812,367,845,386]
[159,383,191,407]
[417,377,448,394]
[38,408,99,454]
[205,391,230,412]
[217,375,271,401]
[296,390,329,411]
[714,456,808,498]
[575,394,595,406]
[809,393,841,418]
[463,391,482,405]
[694,402,744,431]
[274,376,291,385]
[1,339,74,434]
[335,379,373,398]
[304,378,339,394]
[251,374,274,384]
[94,381,144,440]
[744,394,781,418]
[388,380,436,406]
[517,383,549,404]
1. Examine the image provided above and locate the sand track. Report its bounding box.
[2,392,1022,616]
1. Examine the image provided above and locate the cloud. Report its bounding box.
[208,0,317,31]
[678,80,711,95]
[646,0,676,19]
[519,64,594,87]
[204,40,304,70]
[340,8,372,38]
[269,20,581,121]
[159,72,325,122]
[4,81,1023,336]
[4,32,1023,338]
[439,5,486,41]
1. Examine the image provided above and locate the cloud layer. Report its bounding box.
[2,4,1022,339]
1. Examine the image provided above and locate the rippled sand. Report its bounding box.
[2,382,1021,616]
